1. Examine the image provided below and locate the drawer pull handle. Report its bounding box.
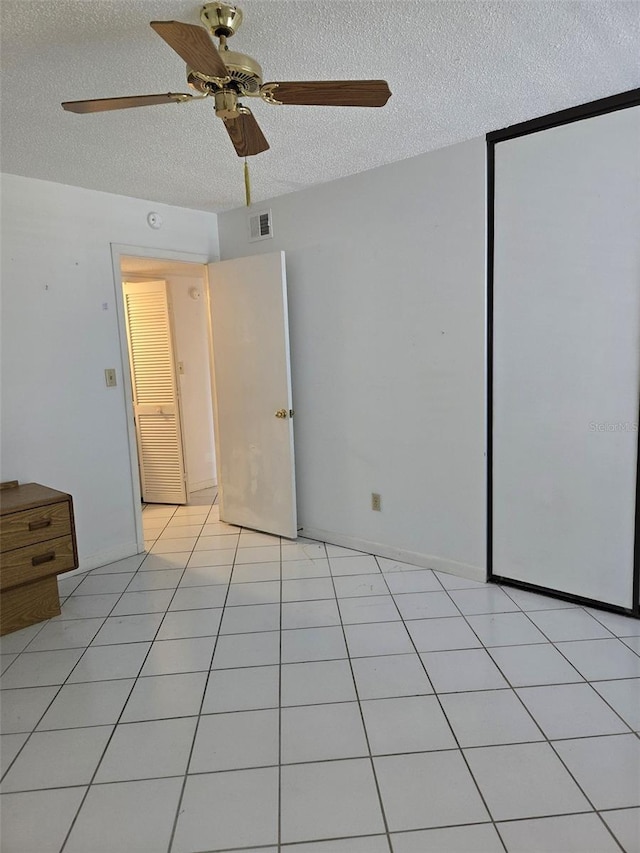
[32,551,55,566]
[28,518,52,531]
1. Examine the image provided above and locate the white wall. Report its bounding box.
[1,173,219,569]
[218,139,487,579]
[170,273,217,492]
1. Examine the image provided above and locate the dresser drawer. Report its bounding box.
[0,501,72,552]
[0,535,76,590]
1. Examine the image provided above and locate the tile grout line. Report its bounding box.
[139,507,176,552]
[4,616,638,683]
[585,609,640,658]
[0,533,165,786]
[489,599,637,849]
[49,500,183,853]
[325,544,395,853]
[10,628,639,655]
[0,603,106,778]
[165,494,246,853]
[1,507,638,851]
[494,586,640,656]
[277,534,283,853]
[431,580,629,852]
[56,499,215,853]
[498,591,640,740]
[370,555,509,853]
[3,709,638,740]
[4,729,640,798]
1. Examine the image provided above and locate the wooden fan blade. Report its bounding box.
[261,80,391,107]
[62,93,195,113]
[223,109,270,157]
[150,21,228,79]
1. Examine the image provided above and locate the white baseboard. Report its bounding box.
[299,527,486,584]
[60,541,143,578]
[189,479,217,493]
[61,530,485,585]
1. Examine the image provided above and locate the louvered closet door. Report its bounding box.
[123,280,187,505]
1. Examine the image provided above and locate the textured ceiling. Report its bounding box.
[1,1,638,212]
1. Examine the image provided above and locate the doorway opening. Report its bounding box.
[120,255,217,509]
[112,244,297,551]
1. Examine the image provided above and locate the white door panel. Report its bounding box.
[492,107,640,608]
[207,251,297,538]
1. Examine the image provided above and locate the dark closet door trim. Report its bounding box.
[486,88,640,618]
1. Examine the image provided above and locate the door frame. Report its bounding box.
[485,88,640,618]
[110,244,215,552]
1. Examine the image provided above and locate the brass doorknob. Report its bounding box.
[275,409,288,419]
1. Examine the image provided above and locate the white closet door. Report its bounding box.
[123,280,187,505]
[492,106,640,608]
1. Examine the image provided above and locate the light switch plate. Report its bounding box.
[104,368,117,387]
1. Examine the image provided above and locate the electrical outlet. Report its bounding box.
[104,368,117,387]
[371,492,382,512]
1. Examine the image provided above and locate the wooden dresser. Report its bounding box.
[0,482,78,635]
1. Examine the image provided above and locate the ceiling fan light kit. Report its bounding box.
[61,3,391,203]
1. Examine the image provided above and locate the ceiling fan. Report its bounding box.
[61,3,392,163]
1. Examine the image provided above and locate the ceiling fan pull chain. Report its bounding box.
[244,157,251,207]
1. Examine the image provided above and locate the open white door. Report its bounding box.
[207,251,297,538]
[123,280,188,505]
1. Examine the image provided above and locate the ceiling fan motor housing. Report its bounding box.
[221,50,263,94]
[187,49,263,95]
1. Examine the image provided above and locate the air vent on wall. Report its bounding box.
[248,209,273,242]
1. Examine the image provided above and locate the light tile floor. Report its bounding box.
[1,490,639,852]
